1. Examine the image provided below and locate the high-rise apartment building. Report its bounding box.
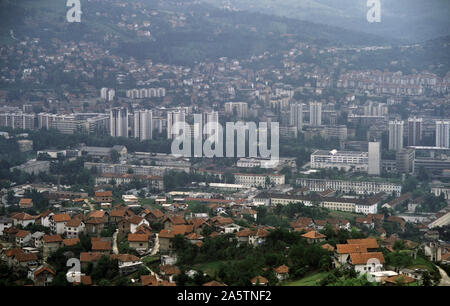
[389,120,404,151]
[110,107,128,138]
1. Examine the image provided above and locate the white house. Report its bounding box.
[11,213,35,228]
[0,216,12,236]
[49,214,71,235]
[64,219,85,238]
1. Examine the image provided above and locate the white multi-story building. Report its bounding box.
[233,173,285,188]
[225,102,248,119]
[134,110,153,141]
[203,111,219,141]
[309,101,322,126]
[310,149,369,172]
[296,178,402,196]
[368,142,381,176]
[436,120,450,148]
[167,110,186,139]
[110,107,128,137]
[290,103,303,132]
[0,112,35,130]
[389,120,404,151]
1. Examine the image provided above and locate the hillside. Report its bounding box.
[0,0,390,66]
[202,0,450,43]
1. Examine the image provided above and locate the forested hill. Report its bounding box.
[0,0,390,66]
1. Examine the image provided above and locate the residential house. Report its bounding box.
[159,264,181,282]
[162,215,186,230]
[15,230,32,246]
[19,198,33,209]
[32,231,45,248]
[11,212,35,227]
[80,252,105,270]
[49,214,71,235]
[335,244,368,266]
[110,208,134,225]
[42,235,63,259]
[110,254,143,276]
[64,219,85,238]
[301,231,326,244]
[13,252,38,269]
[142,209,165,224]
[223,223,242,234]
[3,227,19,243]
[159,225,193,254]
[128,233,150,251]
[94,191,113,203]
[347,238,379,251]
[349,252,385,275]
[38,210,54,227]
[0,216,12,236]
[63,238,80,247]
[251,275,268,286]
[274,265,289,281]
[235,228,252,245]
[29,265,55,286]
[249,228,269,247]
[91,239,112,254]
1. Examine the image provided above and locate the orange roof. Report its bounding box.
[80,252,104,262]
[34,266,56,276]
[336,244,368,254]
[5,248,24,257]
[95,191,112,197]
[34,266,56,277]
[92,240,111,251]
[322,243,335,251]
[79,275,92,286]
[43,235,63,243]
[63,238,80,247]
[385,274,415,284]
[65,219,82,227]
[160,265,181,275]
[301,231,326,239]
[15,252,38,262]
[274,265,289,274]
[349,252,385,265]
[149,209,164,219]
[52,214,71,223]
[347,238,379,249]
[202,280,227,286]
[129,215,144,224]
[16,230,31,238]
[11,212,35,220]
[19,198,33,205]
[128,233,149,242]
[89,210,107,219]
[110,254,140,262]
[236,228,252,237]
[110,209,127,217]
[251,275,268,284]
[164,215,186,225]
[141,274,158,286]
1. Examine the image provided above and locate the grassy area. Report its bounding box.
[139,198,162,210]
[407,257,438,273]
[141,255,160,265]
[283,271,329,286]
[193,260,241,277]
[328,210,361,221]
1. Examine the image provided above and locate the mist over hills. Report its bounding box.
[202,0,450,43]
[0,0,391,66]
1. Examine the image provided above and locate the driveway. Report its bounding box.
[436,265,450,286]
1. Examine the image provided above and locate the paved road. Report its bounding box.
[112,229,119,255]
[150,234,159,256]
[436,265,450,286]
